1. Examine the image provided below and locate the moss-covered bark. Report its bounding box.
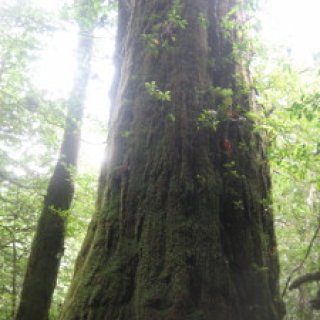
[60,0,285,319]
[15,24,94,320]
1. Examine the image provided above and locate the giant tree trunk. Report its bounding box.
[60,0,285,319]
[15,23,94,320]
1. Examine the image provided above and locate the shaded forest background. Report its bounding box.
[0,0,319,319]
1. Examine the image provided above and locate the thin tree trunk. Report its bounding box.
[14,22,94,320]
[11,214,17,320]
[61,1,285,319]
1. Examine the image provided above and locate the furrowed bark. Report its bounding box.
[61,1,285,319]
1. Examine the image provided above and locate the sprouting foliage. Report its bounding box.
[167,112,176,123]
[167,0,188,30]
[121,130,131,138]
[197,13,209,29]
[142,0,187,54]
[145,81,171,102]
[211,86,234,110]
[198,109,219,131]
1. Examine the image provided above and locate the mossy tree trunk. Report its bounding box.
[15,18,94,320]
[60,0,285,319]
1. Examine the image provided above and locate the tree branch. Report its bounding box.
[289,272,320,290]
[282,221,320,297]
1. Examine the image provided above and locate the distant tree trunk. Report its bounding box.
[14,21,94,320]
[61,0,285,319]
[11,213,18,319]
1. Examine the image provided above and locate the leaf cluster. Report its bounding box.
[145,81,171,102]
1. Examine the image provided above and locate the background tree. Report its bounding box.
[14,1,97,319]
[60,1,284,319]
[0,2,63,318]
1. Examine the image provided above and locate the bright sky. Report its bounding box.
[260,0,320,64]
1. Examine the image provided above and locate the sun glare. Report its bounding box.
[261,0,320,64]
[32,29,78,99]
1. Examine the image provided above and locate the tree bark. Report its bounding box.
[61,1,285,319]
[14,23,94,320]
